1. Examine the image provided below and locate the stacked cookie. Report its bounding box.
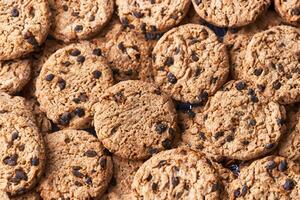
[0,0,299,199]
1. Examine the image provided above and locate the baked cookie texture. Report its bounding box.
[94,80,177,160]
[192,0,271,28]
[152,24,229,104]
[115,0,191,33]
[132,147,223,199]
[36,42,114,129]
[0,0,51,61]
[229,156,300,199]
[38,130,113,200]
[243,25,300,104]
[275,0,300,26]
[48,0,114,42]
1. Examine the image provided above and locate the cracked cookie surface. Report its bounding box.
[275,0,300,26]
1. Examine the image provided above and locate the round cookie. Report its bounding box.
[223,11,283,79]
[36,42,114,129]
[191,0,271,28]
[152,24,229,104]
[115,0,191,33]
[49,0,114,42]
[229,156,300,199]
[132,147,223,199]
[102,156,143,200]
[202,80,285,160]
[0,59,31,95]
[0,104,45,196]
[39,130,113,199]
[0,0,51,61]
[94,80,177,160]
[278,105,300,163]
[243,25,300,104]
[275,0,300,26]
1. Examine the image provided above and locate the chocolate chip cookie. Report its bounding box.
[243,25,300,104]
[192,0,271,28]
[11,190,41,200]
[49,0,114,42]
[229,156,300,199]
[275,0,300,26]
[0,0,51,61]
[94,80,177,160]
[36,42,114,129]
[0,59,31,95]
[152,24,229,103]
[38,130,113,200]
[0,101,45,196]
[132,147,223,199]
[115,0,191,33]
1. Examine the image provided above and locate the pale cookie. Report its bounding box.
[49,0,114,42]
[202,80,285,160]
[0,59,31,95]
[223,11,283,79]
[116,0,191,33]
[0,103,45,196]
[36,42,114,129]
[132,147,223,199]
[243,25,300,104]
[152,24,229,103]
[94,80,177,160]
[192,0,271,28]
[0,0,51,61]
[229,156,300,199]
[279,104,300,163]
[38,130,113,200]
[275,0,300,26]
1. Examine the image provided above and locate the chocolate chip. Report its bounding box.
[62,61,71,67]
[214,131,224,140]
[225,135,234,142]
[158,160,167,167]
[165,57,174,66]
[103,148,112,156]
[234,188,240,198]
[194,0,202,6]
[212,182,222,192]
[276,119,285,126]
[150,25,157,32]
[92,70,102,79]
[248,119,256,126]
[75,25,83,32]
[70,49,81,56]
[72,167,84,178]
[74,181,83,187]
[283,179,295,190]
[133,11,144,18]
[210,77,218,84]
[257,84,265,92]
[99,157,107,169]
[3,154,18,166]
[195,68,202,76]
[254,68,263,76]
[25,35,38,47]
[241,185,248,196]
[76,55,85,63]
[242,140,249,145]
[120,17,130,27]
[148,147,158,155]
[291,8,300,16]
[146,174,152,181]
[278,160,288,172]
[198,132,206,140]
[11,131,19,141]
[198,91,208,105]
[84,150,97,157]
[30,157,39,166]
[167,72,177,84]
[250,95,259,103]
[152,183,158,191]
[191,51,199,62]
[272,80,281,90]
[236,81,246,90]
[45,74,54,81]
[59,112,71,125]
[265,143,274,149]
[172,177,180,187]
[74,108,85,117]
[72,11,79,16]
[187,110,196,118]
[118,42,126,52]
[162,139,172,149]
[92,48,102,56]
[15,169,28,181]
[85,177,93,185]
[154,89,161,95]
[62,5,68,11]
[155,122,167,134]
[140,23,146,32]
[267,160,277,170]
[58,78,66,90]
[11,7,19,17]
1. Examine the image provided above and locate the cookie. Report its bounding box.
[278,104,300,163]
[36,42,114,129]
[0,0,51,61]
[0,59,31,95]
[38,130,113,199]
[49,0,114,42]
[115,0,191,33]
[275,0,300,26]
[191,0,271,28]
[152,24,229,103]
[91,18,154,82]
[224,11,283,79]
[94,80,177,160]
[229,156,300,199]
[11,190,41,200]
[200,80,285,160]
[243,25,300,104]
[0,101,45,196]
[132,147,223,199]
[102,156,143,200]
